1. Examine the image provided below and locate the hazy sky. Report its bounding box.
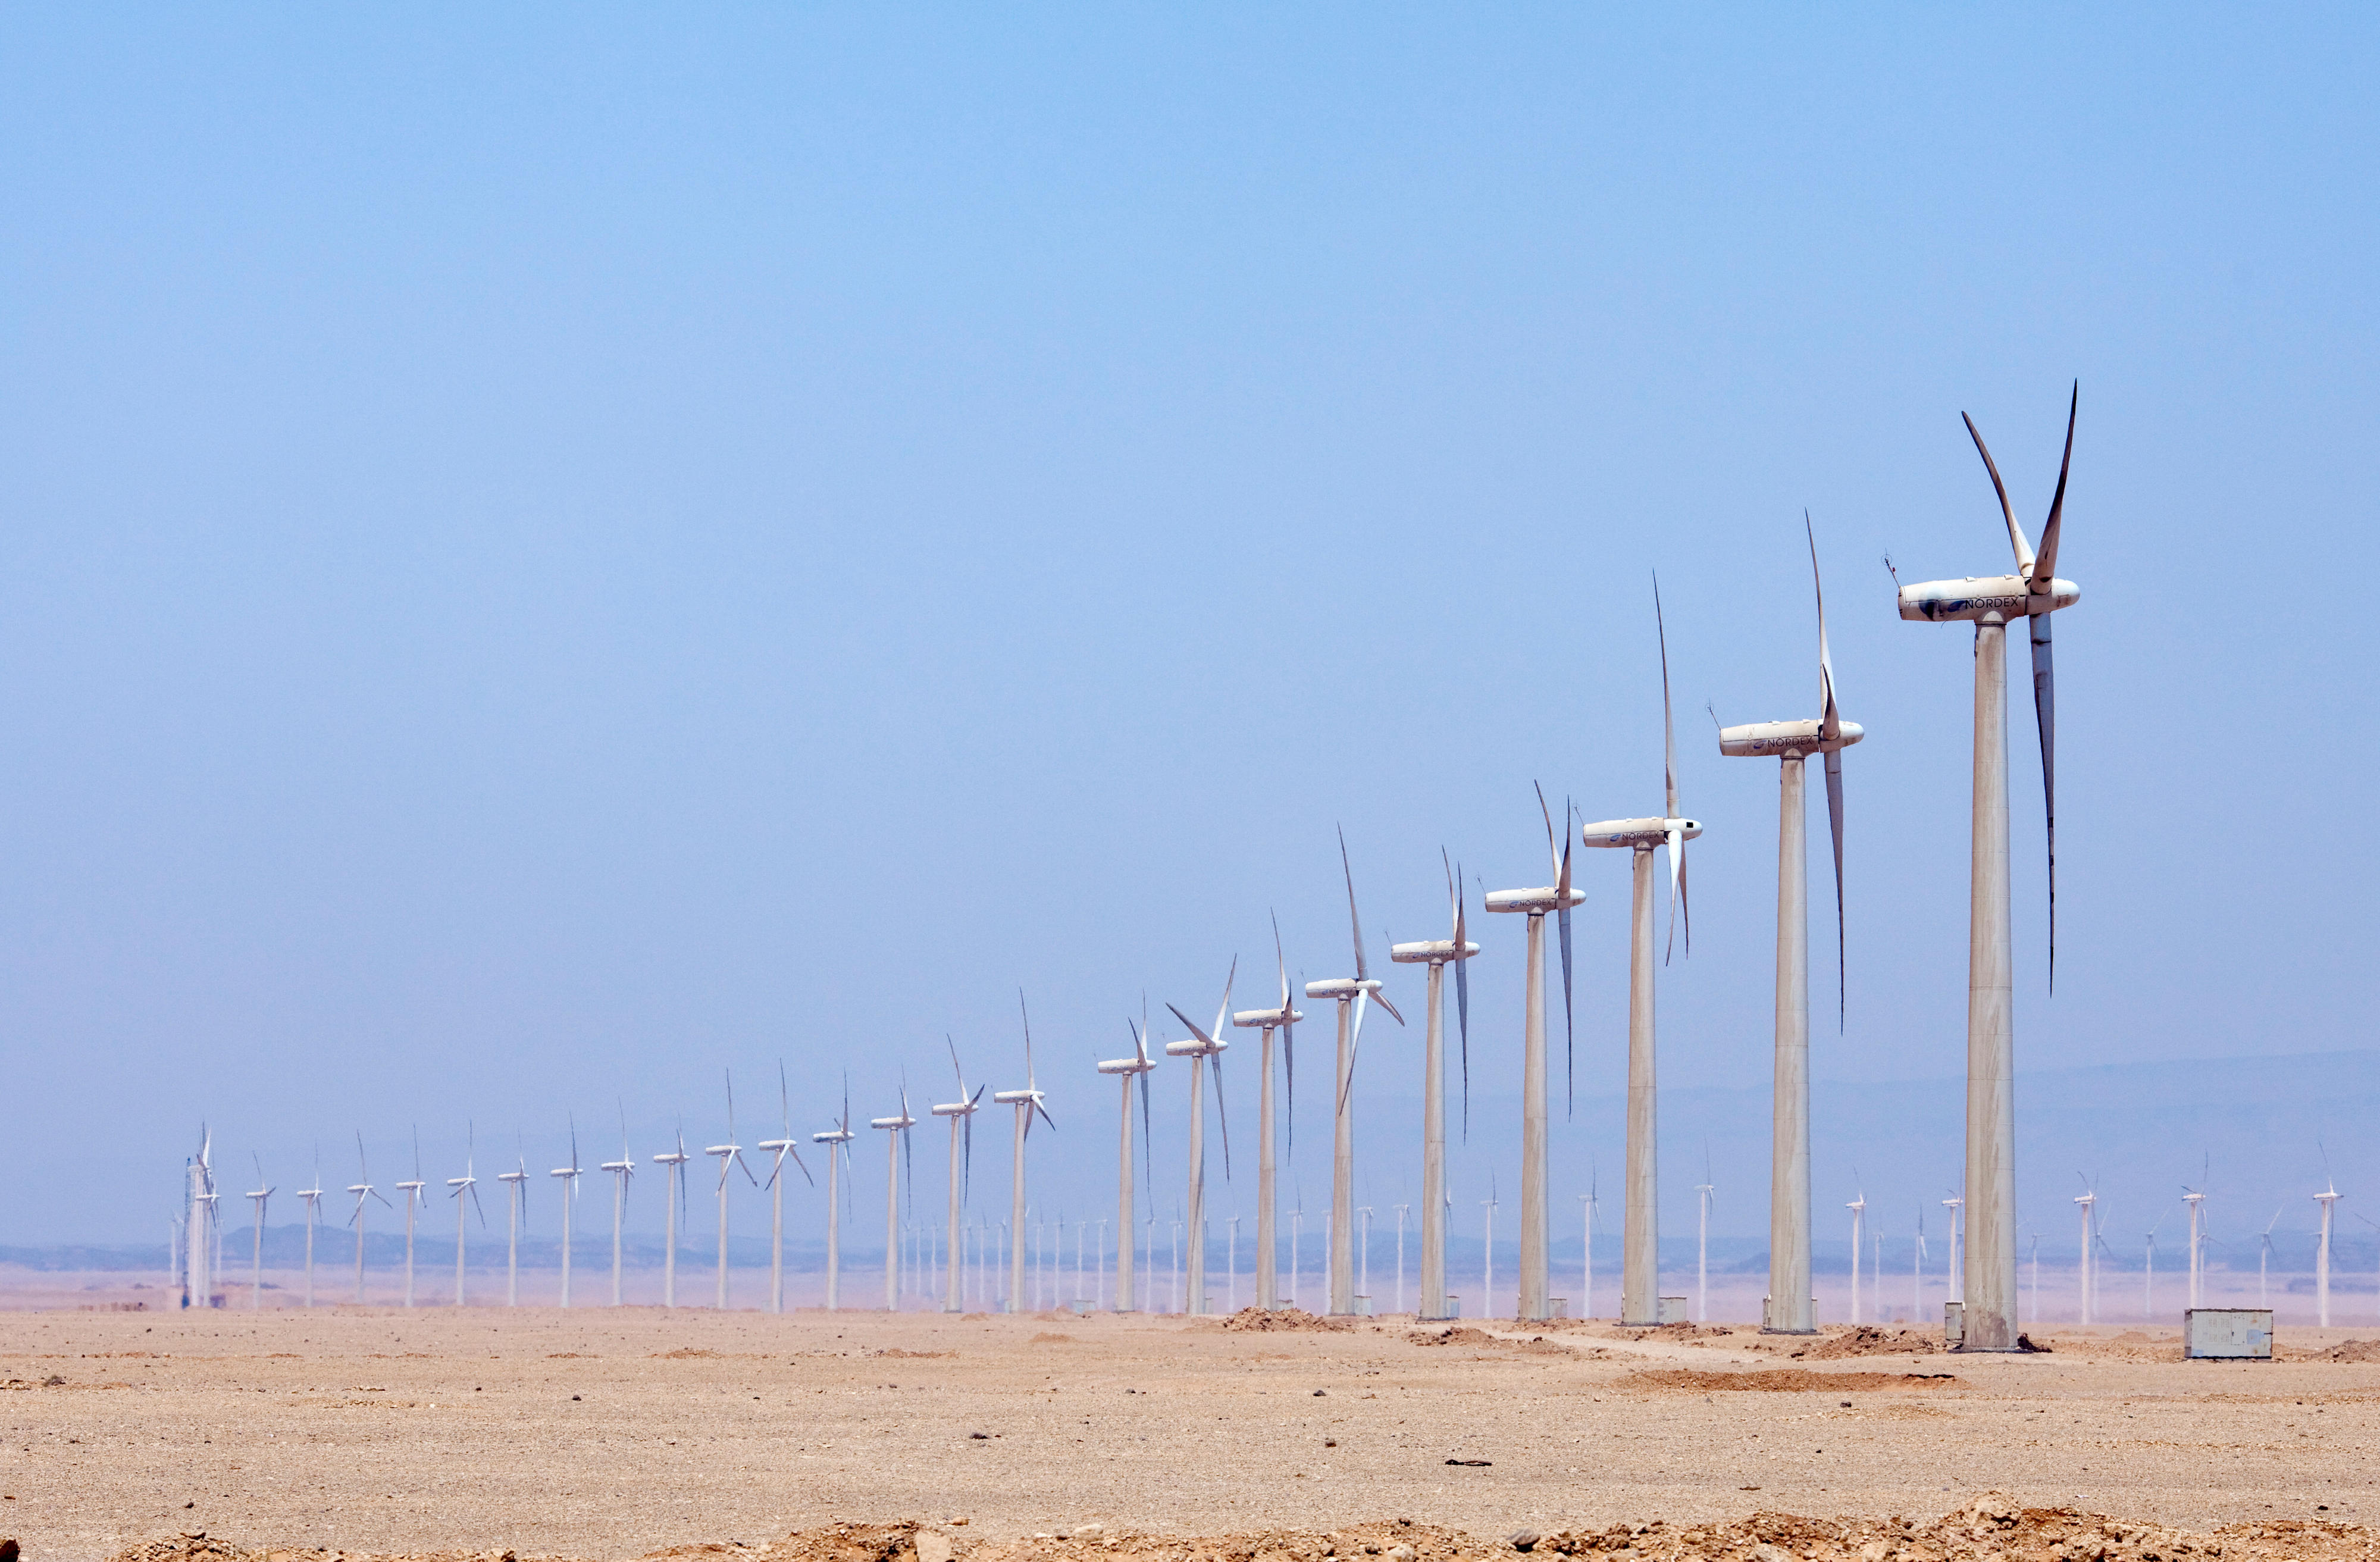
[5,8,2376,1249]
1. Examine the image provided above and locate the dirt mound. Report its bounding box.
[1410,1326,1499,1347]
[650,1348,723,1359]
[1028,1334,1075,1345]
[869,1348,954,1359]
[1615,1320,1735,1339]
[766,1522,920,1562]
[1628,1367,1965,1392]
[1790,1325,1942,1359]
[1219,1307,1350,1332]
[108,1537,259,1562]
[2312,1338,2380,1362]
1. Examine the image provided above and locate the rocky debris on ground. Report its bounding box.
[110,1504,2380,1562]
[2303,1338,2380,1363]
[1217,1307,1350,1332]
[1789,1327,1942,1360]
[1404,1326,1573,1355]
[1626,1367,1965,1392]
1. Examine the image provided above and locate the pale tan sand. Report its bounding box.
[2,1307,2375,1561]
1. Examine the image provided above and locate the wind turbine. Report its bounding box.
[296,1154,325,1310]
[552,1120,585,1308]
[1302,829,1404,1316]
[186,1128,217,1311]
[1480,1179,1498,1319]
[870,1082,917,1311]
[1718,517,1863,1336]
[497,1154,530,1306]
[1096,1012,1158,1311]
[1695,1164,1714,1325]
[1484,793,1582,1324]
[601,1109,634,1307]
[2182,1175,2209,1310]
[652,1129,690,1308]
[1580,580,1702,1326]
[1391,863,1475,1323]
[707,1072,759,1310]
[347,1134,390,1304]
[395,1129,428,1309]
[446,1129,484,1306]
[1894,384,2081,1352]
[1230,918,1302,1312]
[813,1082,857,1310]
[758,1063,813,1314]
[2074,1184,2097,1325]
[995,993,1060,1314]
[2315,1180,2341,1327]
[932,1039,986,1312]
[246,1157,274,1311]
[2258,1206,2282,1309]
[1847,1186,1868,1325]
[1167,962,1238,1317]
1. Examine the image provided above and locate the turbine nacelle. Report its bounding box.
[751,1141,793,1154]
[810,1128,856,1144]
[1717,718,1867,759]
[1163,1037,1222,1058]
[866,1116,915,1131]
[1579,816,1702,849]
[991,1088,1048,1104]
[1302,976,1382,1000]
[1095,1056,1158,1075]
[929,1101,980,1117]
[1480,888,1583,916]
[1388,937,1482,962]
[1896,574,2080,624]
[1230,1005,1302,1027]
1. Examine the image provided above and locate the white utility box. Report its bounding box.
[1944,1300,1964,1346]
[1657,1295,1688,1324]
[2184,1309,2273,1360]
[1549,1297,1570,1320]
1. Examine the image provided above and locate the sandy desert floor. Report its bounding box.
[4,1306,2378,1561]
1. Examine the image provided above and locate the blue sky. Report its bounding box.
[4,7,2376,1248]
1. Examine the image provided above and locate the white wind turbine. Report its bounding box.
[1695,1163,1714,1325]
[1894,384,2081,1352]
[1718,517,1863,1336]
[932,1039,987,1313]
[347,1134,391,1304]
[707,1072,760,1310]
[600,1109,634,1307]
[1095,1012,1158,1312]
[870,1081,917,1311]
[246,1157,274,1311]
[396,1129,429,1309]
[1484,794,1582,1323]
[813,1082,857,1311]
[2258,1206,2282,1309]
[1480,1179,1498,1319]
[2315,1179,2341,1327]
[757,1063,813,1314]
[1167,962,1239,1317]
[446,1129,484,1306]
[552,1120,585,1308]
[1391,859,1477,1322]
[185,1128,218,1311]
[1847,1186,1867,1325]
[497,1154,530,1306]
[995,993,1060,1314]
[2074,1185,2097,1325]
[297,1154,325,1310]
[2182,1175,2209,1310]
[1302,829,1404,1316]
[1230,919,1302,1312]
[653,1129,690,1308]
[1580,581,1702,1326]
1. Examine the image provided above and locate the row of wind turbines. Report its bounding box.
[181,391,2083,1347]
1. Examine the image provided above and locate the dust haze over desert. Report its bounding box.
[7,7,2380,1562]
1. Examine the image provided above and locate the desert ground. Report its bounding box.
[5,1304,2378,1562]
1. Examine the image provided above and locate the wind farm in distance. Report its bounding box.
[13,8,2380,1562]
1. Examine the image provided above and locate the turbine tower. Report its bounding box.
[497,1156,530,1306]
[932,1040,986,1313]
[1167,962,1238,1316]
[870,1083,917,1310]
[551,1122,584,1308]
[346,1134,390,1305]
[246,1158,273,1311]
[2315,1182,2341,1326]
[1895,384,2081,1351]
[1580,582,1701,1326]
[1484,793,1582,1322]
[994,994,1059,1314]
[1718,518,1862,1336]
[446,1131,483,1307]
[652,1131,690,1308]
[757,1063,812,1314]
[600,1110,634,1307]
[1391,856,1478,1322]
[186,1129,218,1311]
[2074,1187,2096,1325]
[707,1073,759,1310]
[1847,1189,1867,1325]
[395,1131,428,1309]
[1302,829,1404,1316]
[1095,1014,1158,1311]
[296,1159,325,1310]
[1230,920,1301,1311]
[813,1084,857,1310]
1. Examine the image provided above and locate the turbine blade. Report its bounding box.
[1339,825,1369,982]
[1824,744,1847,1030]
[1273,910,1289,1010]
[1963,410,2035,572]
[2031,607,2058,993]
[1374,990,1404,1027]
[1656,575,1679,822]
[1454,868,1471,1144]
[1210,1053,1230,1181]
[1809,511,1842,741]
[1282,1021,1295,1162]
[1664,829,1690,964]
[1338,990,1370,1117]
[1559,900,1575,1115]
[2033,382,2077,588]
[1167,1001,1214,1048]
[1536,781,1560,883]
[1211,955,1237,1053]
